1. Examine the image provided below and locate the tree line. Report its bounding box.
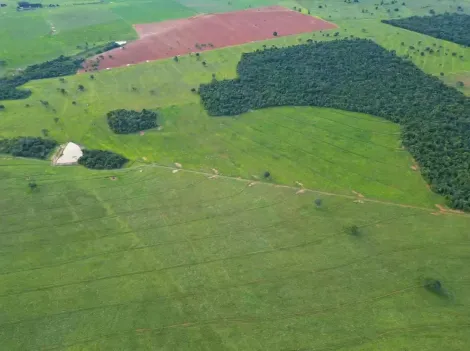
[0,137,57,159]
[199,38,470,210]
[0,55,84,100]
[383,13,470,47]
[107,109,158,134]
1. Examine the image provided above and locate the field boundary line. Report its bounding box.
[138,162,465,215]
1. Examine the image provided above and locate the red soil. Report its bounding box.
[82,6,337,71]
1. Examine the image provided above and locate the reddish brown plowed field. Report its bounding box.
[82,6,337,72]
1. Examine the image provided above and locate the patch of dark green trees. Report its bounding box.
[199,38,470,210]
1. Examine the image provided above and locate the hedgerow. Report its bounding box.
[78,150,128,169]
[0,137,57,159]
[106,109,158,134]
[383,13,470,47]
[199,38,470,210]
[0,55,84,101]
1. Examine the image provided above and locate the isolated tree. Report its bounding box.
[53,117,59,123]
[263,171,271,178]
[131,86,138,92]
[90,74,95,80]
[28,181,37,191]
[273,31,278,36]
[456,81,465,88]
[40,100,49,107]
[149,89,156,95]
[190,88,197,93]
[314,198,322,207]
[78,84,85,91]
[202,61,207,66]
[25,104,30,108]
[60,88,67,95]
[346,225,360,236]
[0,104,4,111]
[72,101,77,105]
[41,129,49,137]
[59,77,65,83]
[173,56,179,62]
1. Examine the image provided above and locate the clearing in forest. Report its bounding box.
[81,6,337,71]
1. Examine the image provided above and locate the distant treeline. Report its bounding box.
[78,150,128,169]
[199,39,470,210]
[383,13,470,47]
[107,109,158,134]
[0,137,57,159]
[0,55,84,100]
[17,2,60,10]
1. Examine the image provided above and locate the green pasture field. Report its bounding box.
[0,158,469,350]
[0,0,197,72]
[2,0,470,349]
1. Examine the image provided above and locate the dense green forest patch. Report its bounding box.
[78,149,128,169]
[0,136,57,159]
[0,55,84,101]
[199,38,470,210]
[106,109,158,134]
[383,13,470,47]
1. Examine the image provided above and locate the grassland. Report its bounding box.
[0,157,469,350]
[0,0,198,72]
[2,0,470,349]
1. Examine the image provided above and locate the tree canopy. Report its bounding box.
[383,13,470,47]
[78,150,128,169]
[199,38,470,210]
[106,109,158,134]
[0,55,84,101]
[0,137,57,159]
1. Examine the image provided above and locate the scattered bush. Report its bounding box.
[198,39,470,210]
[346,225,360,236]
[106,109,158,134]
[78,149,128,169]
[383,14,470,47]
[314,198,323,207]
[263,171,271,178]
[0,137,57,159]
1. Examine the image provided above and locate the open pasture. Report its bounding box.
[0,159,469,350]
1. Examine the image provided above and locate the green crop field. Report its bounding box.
[2,0,470,349]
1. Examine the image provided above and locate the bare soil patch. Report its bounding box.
[82,6,337,71]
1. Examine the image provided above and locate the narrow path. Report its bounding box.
[137,162,460,215]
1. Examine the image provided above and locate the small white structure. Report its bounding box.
[115,41,127,46]
[53,142,83,166]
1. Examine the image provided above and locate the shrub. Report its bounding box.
[0,137,57,159]
[106,109,158,134]
[346,225,360,236]
[78,149,128,169]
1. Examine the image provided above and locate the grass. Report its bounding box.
[0,0,198,71]
[0,158,469,350]
[2,1,470,349]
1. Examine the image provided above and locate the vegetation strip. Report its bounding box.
[383,13,470,47]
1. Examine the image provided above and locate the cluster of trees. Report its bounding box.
[106,109,158,134]
[16,2,59,9]
[0,55,84,101]
[78,149,128,169]
[383,13,470,47]
[0,137,57,159]
[199,38,470,210]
